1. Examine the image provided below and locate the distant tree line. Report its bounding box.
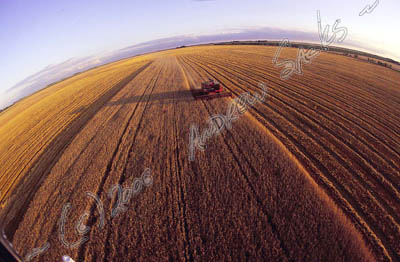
[367,58,393,68]
[213,40,400,67]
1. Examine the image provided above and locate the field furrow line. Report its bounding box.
[174,57,197,261]
[173,78,194,262]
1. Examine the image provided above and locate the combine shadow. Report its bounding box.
[107,89,195,106]
[72,89,198,114]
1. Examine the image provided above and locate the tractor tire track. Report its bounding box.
[171,58,195,262]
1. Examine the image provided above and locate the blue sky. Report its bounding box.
[0,0,399,103]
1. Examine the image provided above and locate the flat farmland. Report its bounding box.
[0,45,399,261]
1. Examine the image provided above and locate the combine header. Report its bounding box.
[193,79,232,100]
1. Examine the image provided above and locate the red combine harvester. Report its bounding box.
[193,79,232,100]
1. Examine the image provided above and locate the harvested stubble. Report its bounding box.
[1,45,398,261]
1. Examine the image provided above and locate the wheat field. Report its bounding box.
[0,45,399,261]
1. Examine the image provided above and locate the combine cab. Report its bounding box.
[193,79,232,100]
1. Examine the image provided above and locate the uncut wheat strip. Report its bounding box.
[7,61,155,233]
[0,57,152,155]
[0,62,140,152]
[11,62,150,218]
[0,99,90,200]
[0,62,153,232]
[12,61,158,258]
[0,64,137,170]
[74,62,166,261]
[93,80,184,259]
[0,63,150,202]
[20,61,156,251]
[0,67,104,127]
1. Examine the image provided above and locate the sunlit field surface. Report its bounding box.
[1,45,399,261]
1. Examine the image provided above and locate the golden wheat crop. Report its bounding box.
[1,45,399,261]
